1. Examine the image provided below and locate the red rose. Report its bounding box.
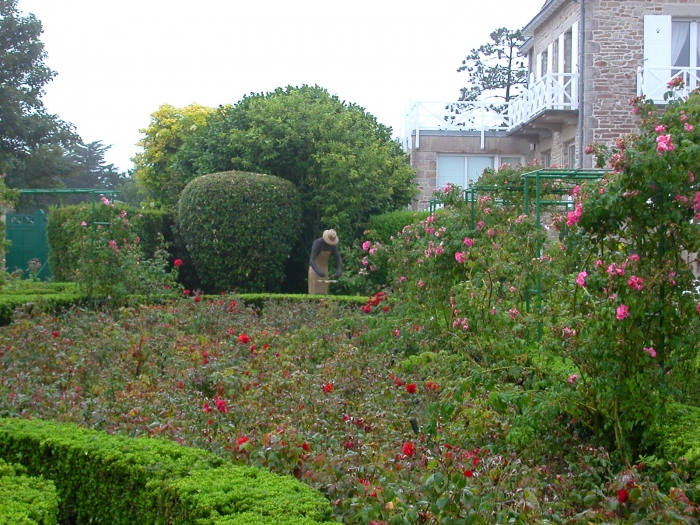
[51,331,60,338]
[463,469,474,478]
[194,296,201,303]
[173,259,183,267]
[617,488,629,504]
[322,383,334,394]
[302,442,310,452]
[214,397,228,414]
[202,402,212,413]
[405,383,417,394]
[402,441,415,457]
[238,333,250,344]
[236,436,249,451]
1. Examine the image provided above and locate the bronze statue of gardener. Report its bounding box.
[308,229,343,294]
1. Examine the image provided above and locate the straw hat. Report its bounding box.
[322,229,339,245]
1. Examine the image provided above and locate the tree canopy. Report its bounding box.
[457,27,528,104]
[175,85,416,245]
[65,141,124,189]
[0,0,77,188]
[132,103,214,208]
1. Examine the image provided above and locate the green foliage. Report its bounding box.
[367,210,430,243]
[0,298,699,524]
[0,418,337,525]
[175,85,416,288]
[133,103,214,208]
[0,458,59,525]
[0,288,85,326]
[46,200,180,299]
[457,27,528,103]
[544,91,700,459]
[178,171,302,293]
[64,140,125,191]
[653,404,700,480]
[1,174,20,287]
[0,0,78,189]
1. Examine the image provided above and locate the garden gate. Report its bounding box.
[5,210,51,279]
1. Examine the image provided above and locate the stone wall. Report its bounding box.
[584,1,666,153]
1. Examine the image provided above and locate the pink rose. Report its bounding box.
[616,304,630,320]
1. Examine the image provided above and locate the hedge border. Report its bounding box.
[0,458,59,525]
[0,418,339,525]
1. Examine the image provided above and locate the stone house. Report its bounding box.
[404,0,700,210]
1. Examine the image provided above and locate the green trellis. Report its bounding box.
[429,168,608,340]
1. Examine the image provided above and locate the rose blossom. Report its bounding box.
[576,271,588,287]
[616,304,630,320]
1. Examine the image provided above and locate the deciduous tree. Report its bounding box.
[132,103,214,208]
[175,85,416,290]
[0,0,76,188]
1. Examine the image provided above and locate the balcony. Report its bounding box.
[638,65,700,104]
[403,72,579,150]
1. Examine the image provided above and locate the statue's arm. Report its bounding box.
[309,240,326,277]
[331,245,343,277]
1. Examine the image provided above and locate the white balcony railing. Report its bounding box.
[638,66,700,103]
[402,100,510,150]
[403,72,579,150]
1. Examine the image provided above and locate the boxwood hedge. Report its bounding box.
[0,458,59,525]
[0,418,339,525]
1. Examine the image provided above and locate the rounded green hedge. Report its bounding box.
[178,171,302,293]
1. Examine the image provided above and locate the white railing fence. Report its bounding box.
[639,66,700,103]
[403,72,579,150]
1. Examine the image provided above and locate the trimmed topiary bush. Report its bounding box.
[178,171,301,293]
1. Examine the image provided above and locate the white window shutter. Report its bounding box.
[644,15,672,103]
[571,21,579,106]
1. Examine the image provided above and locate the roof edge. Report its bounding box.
[522,0,569,37]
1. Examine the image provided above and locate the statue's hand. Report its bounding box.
[316,270,327,278]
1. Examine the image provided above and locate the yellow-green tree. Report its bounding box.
[133,103,214,208]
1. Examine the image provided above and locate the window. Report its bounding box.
[542,151,552,167]
[540,49,549,78]
[500,156,522,168]
[437,156,518,188]
[563,30,573,74]
[672,20,700,89]
[567,143,576,168]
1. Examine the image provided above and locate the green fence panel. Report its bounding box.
[5,210,51,280]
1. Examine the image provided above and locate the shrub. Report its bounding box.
[46,199,180,300]
[0,458,59,525]
[0,291,86,326]
[0,417,338,525]
[367,210,430,243]
[178,171,302,293]
[47,204,171,282]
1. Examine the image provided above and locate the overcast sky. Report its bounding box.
[18,0,544,173]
